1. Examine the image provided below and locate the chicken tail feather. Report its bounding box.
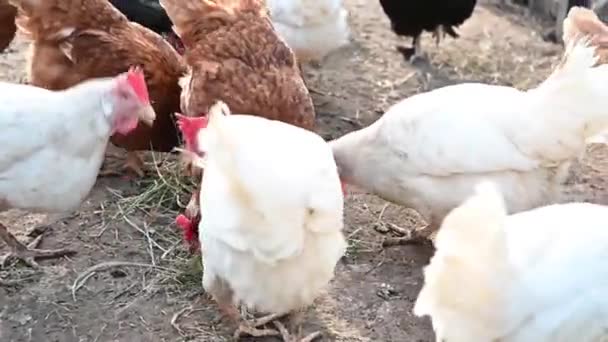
[554,35,598,74]
[414,181,514,341]
[204,102,253,207]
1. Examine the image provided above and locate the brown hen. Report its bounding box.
[159,0,315,127]
[11,0,186,176]
[0,0,17,53]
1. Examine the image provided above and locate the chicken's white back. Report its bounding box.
[0,81,112,212]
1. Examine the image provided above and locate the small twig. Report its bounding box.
[171,305,192,336]
[171,305,207,336]
[373,204,390,233]
[71,261,178,301]
[161,241,181,260]
[0,278,25,287]
[337,116,363,127]
[308,87,326,96]
[93,203,112,238]
[92,323,108,342]
[143,222,156,266]
[111,282,138,301]
[385,222,410,235]
[118,205,167,253]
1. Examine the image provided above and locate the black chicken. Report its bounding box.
[379,0,477,62]
[108,0,184,53]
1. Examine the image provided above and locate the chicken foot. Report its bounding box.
[0,223,75,268]
[274,321,321,342]
[396,35,426,63]
[269,308,321,342]
[99,151,146,177]
[234,312,284,339]
[382,223,437,247]
[209,288,280,339]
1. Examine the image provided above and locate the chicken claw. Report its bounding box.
[124,152,146,177]
[234,313,283,339]
[274,321,322,342]
[0,224,75,268]
[99,152,146,178]
[382,224,436,247]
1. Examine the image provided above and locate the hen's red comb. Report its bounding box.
[126,66,149,103]
[175,113,209,147]
[176,214,192,231]
[176,213,201,253]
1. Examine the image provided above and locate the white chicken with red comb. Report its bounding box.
[0,68,155,268]
[176,102,346,341]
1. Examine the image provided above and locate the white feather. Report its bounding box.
[0,79,117,212]
[331,38,608,226]
[415,182,608,342]
[197,110,346,313]
[267,0,350,62]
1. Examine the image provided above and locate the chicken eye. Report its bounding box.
[120,91,129,100]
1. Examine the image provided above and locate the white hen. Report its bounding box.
[177,102,346,341]
[266,0,350,63]
[415,181,608,342]
[330,37,608,244]
[0,69,154,268]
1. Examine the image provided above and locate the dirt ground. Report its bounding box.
[2,0,608,341]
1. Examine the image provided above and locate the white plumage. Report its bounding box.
[415,181,608,342]
[0,72,154,267]
[0,80,119,212]
[330,38,608,239]
[194,103,346,317]
[266,0,350,63]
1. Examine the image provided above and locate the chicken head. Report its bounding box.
[111,67,156,135]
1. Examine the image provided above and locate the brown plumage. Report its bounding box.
[159,0,315,129]
[11,0,187,176]
[0,0,17,52]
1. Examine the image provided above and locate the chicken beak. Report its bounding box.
[138,104,156,126]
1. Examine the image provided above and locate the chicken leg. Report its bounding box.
[432,26,443,46]
[99,151,146,177]
[234,312,284,339]
[209,280,281,339]
[124,151,146,177]
[272,309,322,342]
[382,223,437,247]
[216,299,281,339]
[0,223,75,268]
[396,35,426,63]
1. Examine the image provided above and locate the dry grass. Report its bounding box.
[67,153,205,305]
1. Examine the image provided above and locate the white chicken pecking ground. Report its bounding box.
[177,102,347,341]
[330,35,608,246]
[414,181,608,342]
[0,68,155,269]
[266,0,351,65]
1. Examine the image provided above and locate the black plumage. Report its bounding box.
[378,0,477,61]
[109,0,173,35]
[512,0,592,7]
[108,0,184,53]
